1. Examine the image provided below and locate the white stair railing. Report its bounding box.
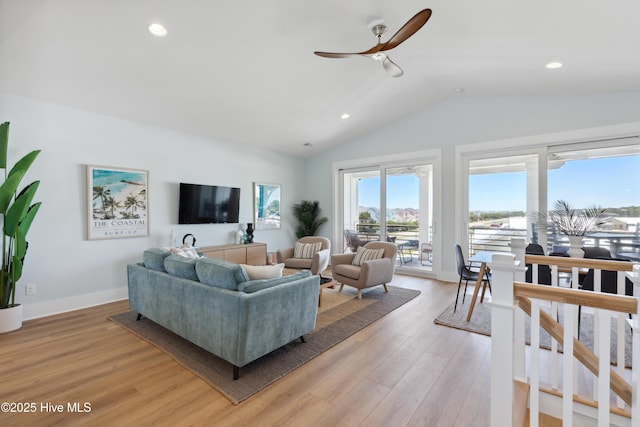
[490,240,640,427]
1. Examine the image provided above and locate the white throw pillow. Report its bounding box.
[293,241,323,259]
[241,263,285,280]
[164,245,201,259]
[352,246,385,266]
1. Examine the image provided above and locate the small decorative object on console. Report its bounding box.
[245,223,254,243]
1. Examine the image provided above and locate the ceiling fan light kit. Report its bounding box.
[314,8,432,78]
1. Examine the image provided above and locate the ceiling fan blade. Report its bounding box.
[381,8,432,51]
[314,51,361,58]
[382,57,404,78]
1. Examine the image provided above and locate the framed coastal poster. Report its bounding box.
[87,165,149,240]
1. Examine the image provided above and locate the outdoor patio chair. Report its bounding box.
[420,242,433,265]
[344,229,367,252]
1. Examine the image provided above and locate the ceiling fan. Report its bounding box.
[314,8,432,78]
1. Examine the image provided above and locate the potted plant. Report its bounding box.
[0,122,41,333]
[292,200,328,238]
[534,199,608,257]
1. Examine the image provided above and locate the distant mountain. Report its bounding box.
[359,206,419,223]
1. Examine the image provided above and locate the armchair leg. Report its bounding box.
[339,283,344,293]
[383,284,388,293]
[136,313,142,321]
[357,289,362,299]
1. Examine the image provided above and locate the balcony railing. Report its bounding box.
[469,226,527,255]
[353,223,432,263]
[469,225,640,261]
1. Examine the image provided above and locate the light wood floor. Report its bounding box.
[0,276,495,426]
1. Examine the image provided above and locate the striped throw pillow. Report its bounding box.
[294,241,323,259]
[352,246,385,265]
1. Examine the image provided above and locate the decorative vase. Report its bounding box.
[567,235,584,258]
[245,223,254,244]
[236,226,244,244]
[0,304,23,333]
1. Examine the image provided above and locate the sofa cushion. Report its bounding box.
[241,263,285,280]
[143,248,171,272]
[334,264,362,280]
[195,258,250,290]
[283,257,313,269]
[164,255,199,281]
[238,270,312,293]
[294,241,322,259]
[352,246,385,265]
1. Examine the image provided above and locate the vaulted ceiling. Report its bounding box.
[2,1,640,157]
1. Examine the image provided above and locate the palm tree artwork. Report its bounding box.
[88,166,148,239]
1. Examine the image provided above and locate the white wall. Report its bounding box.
[4,90,640,318]
[0,95,308,319]
[306,91,640,280]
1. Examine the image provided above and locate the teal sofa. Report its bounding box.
[127,248,320,379]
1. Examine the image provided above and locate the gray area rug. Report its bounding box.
[109,285,420,404]
[434,297,632,367]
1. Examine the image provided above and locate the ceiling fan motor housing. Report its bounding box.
[372,24,387,38]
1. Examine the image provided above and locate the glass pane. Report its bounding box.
[547,145,640,259]
[341,169,380,252]
[254,183,281,230]
[386,165,433,271]
[468,155,535,256]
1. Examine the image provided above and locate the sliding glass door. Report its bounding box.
[461,138,640,259]
[339,160,436,275]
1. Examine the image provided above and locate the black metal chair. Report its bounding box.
[525,243,552,286]
[581,246,612,259]
[453,244,491,312]
[578,257,633,338]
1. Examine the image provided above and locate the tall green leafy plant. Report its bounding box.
[0,122,41,309]
[292,200,327,238]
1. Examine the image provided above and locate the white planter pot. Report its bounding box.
[567,235,585,258]
[0,304,23,333]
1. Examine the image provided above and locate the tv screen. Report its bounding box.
[178,183,240,224]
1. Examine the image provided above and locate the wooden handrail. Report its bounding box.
[516,296,632,406]
[525,255,635,271]
[514,282,638,313]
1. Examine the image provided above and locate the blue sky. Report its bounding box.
[472,156,640,211]
[359,175,419,209]
[358,156,640,212]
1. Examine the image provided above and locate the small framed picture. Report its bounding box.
[87,165,149,240]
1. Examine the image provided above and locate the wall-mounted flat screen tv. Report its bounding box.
[178,183,241,224]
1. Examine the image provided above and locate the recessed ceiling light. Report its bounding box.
[545,62,562,69]
[340,113,350,120]
[303,142,314,147]
[148,23,167,37]
[454,88,465,94]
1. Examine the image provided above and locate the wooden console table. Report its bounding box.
[198,243,267,265]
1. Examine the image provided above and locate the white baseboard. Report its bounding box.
[22,287,129,320]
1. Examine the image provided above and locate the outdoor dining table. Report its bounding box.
[465,251,500,321]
